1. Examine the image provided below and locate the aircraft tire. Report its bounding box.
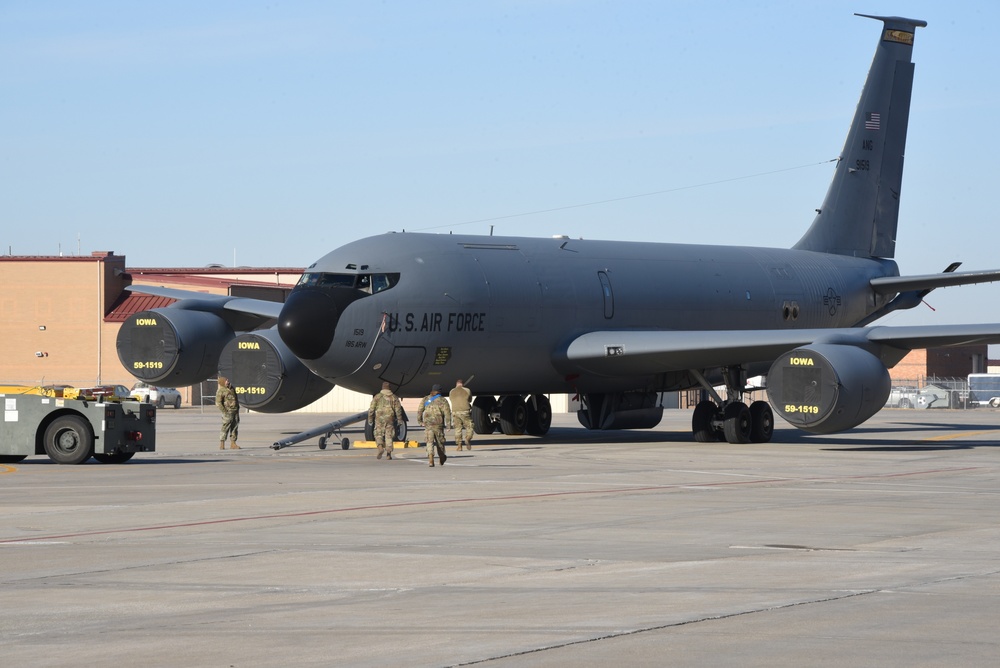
[93,451,135,464]
[525,395,552,436]
[723,402,752,444]
[341,438,350,450]
[364,420,375,441]
[43,415,94,465]
[692,401,718,442]
[395,420,408,442]
[748,401,774,443]
[472,396,498,434]
[498,395,527,435]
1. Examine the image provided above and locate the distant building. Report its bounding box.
[0,251,372,410]
[889,346,988,384]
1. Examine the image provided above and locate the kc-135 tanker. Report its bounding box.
[118,14,1000,444]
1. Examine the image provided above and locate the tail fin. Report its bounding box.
[794,14,926,258]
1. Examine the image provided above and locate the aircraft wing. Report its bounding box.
[124,285,284,320]
[562,324,1000,377]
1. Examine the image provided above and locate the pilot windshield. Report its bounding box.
[296,272,399,294]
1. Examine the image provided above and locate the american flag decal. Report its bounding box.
[864,112,881,130]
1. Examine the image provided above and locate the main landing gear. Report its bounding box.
[690,367,774,444]
[471,395,552,436]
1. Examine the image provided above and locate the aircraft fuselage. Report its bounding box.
[278,232,899,397]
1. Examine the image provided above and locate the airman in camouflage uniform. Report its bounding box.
[418,384,451,467]
[215,376,240,450]
[367,381,404,460]
[449,379,474,451]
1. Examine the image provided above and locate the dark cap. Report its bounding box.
[382,381,391,390]
[431,384,441,392]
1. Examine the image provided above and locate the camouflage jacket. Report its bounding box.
[216,385,239,415]
[368,390,403,425]
[418,394,451,427]
[449,385,472,412]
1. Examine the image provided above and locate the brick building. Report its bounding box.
[0,252,321,406]
[889,345,988,385]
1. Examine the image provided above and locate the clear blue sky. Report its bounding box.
[2,1,998,329]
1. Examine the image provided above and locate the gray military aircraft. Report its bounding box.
[117,14,1000,444]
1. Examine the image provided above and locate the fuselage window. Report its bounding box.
[598,271,614,319]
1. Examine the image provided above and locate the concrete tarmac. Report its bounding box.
[2,407,999,666]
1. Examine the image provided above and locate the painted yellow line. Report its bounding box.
[352,440,421,449]
[0,464,18,474]
[923,430,1000,442]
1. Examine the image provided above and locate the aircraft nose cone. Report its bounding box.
[278,289,339,360]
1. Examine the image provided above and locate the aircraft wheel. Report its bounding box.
[394,420,408,442]
[472,396,498,434]
[692,401,718,442]
[0,455,28,463]
[723,402,752,444]
[364,420,375,441]
[43,415,94,465]
[525,395,552,435]
[498,395,527,435]
[748,401,774,443]
[93,451,135,464]
[318,436,327,450]
[341,438,350,450]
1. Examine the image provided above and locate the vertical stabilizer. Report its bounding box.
[794,14,926,258]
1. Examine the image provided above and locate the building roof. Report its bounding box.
[105,292,176,323]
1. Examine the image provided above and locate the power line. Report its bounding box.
[412,158,838,232]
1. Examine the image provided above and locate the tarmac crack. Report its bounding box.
[0,550,278,586]
[445,588,890,666]
[453,566,1000,666]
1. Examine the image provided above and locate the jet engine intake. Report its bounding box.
[117,309,234,386]
[217,329,334,413]
[767,343,891,434]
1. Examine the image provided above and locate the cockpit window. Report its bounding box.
[297,272,400,294]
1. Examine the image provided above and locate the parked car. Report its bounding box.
[131,381,182,408]
[89,384,134,402]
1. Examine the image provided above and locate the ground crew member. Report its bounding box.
[449,378,473,451]
[215,376,240,450]
[368,381,404,460]
[418,384,451,467]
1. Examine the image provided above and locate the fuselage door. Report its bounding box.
[598,271,614,319]
[377,344,426,389]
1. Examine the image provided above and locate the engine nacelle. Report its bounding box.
[117,308,234,386]
[767,343,891,434]
[217,329,334,413]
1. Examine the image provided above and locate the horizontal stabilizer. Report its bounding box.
[870,269,1000,294]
